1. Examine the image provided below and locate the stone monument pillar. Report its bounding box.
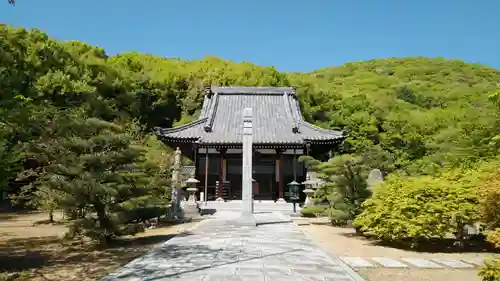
[367,168,383,191]
[240,108,256,226]
[171,147,183,219]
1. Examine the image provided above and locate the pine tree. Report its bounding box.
[24,111,169,243]
[301,155,371,226]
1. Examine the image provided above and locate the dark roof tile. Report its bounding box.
[156,86,344,144]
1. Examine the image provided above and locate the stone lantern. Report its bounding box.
[288,180,300,213]
[302,179,317,207]
[185,178,200,204]
[302,172,320,207]
[182,177,200,217]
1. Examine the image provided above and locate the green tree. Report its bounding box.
[24,112,168,243]
[301,155,371,226]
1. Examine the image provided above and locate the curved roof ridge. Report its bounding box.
[284,94,299,133]
[199,95,211,119]
[156,85,346,145]
[204,92,219,132]
[155,117,207,134]
[298,120,344,136]
[212,86,296,95]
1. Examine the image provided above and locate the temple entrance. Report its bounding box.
[224,153,276,201]
[253,173,275,200]
[196,150,305,202]
[252,154,276,201]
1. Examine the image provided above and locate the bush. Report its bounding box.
[477,168,500,247]
[477,165,500,280]
[479,259,500,281]
[301,205,329,218]
[353,172,479,245]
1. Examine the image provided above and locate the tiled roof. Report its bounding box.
[156,86,344,145]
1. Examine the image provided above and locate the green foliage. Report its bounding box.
[300,205,329,218]
[2,24,500,248]
[474,163,500,248]
[353,171,480,244]
[292,58,500,173]
[301,155,371,225]
[476,163,500,281]
[28,115,168,243]
[480,259,500,281]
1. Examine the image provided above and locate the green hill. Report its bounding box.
[2,25,500,191]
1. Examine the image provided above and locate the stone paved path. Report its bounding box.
[340,256,493,269]
[103,212,364,281]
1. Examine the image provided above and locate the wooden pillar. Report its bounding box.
[304,144,309,177]
[204,148,209,202]
[277,148,285,202]
[193,144,198,176]
[217,148,226,201]
[293,147,297,181]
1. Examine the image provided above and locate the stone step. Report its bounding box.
[340,256,496,269]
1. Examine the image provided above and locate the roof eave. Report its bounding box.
[154,117,208,135]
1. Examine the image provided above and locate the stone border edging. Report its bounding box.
[288,215,367,281]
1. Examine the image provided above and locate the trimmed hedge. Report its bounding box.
[301,205,329,218]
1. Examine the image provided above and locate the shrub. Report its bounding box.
[477,164,500,280]
[477,169,500,247]
[301,205,329,218]
[479,259,500,281]
[353,172,479,245]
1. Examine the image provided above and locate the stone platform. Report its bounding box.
[102,212,364,281]
[199,200,302,216]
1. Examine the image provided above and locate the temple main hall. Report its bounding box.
[156,86,344,203]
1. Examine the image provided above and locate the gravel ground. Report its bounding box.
[0,211,202,281]
[301,224,497,281]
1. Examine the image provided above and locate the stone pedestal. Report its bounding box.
[303,188,315,206]
[182,203,199,217]
[276,198,287,203]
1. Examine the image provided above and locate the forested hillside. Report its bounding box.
[2,24,500,252]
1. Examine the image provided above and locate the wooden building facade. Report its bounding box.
[156,86,344,202]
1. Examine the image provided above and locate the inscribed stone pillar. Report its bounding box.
[171,147,183,218]
[367,169,383,191]
[240,108,256,226]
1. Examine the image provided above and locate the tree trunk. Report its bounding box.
[94,202,112,245]
[48,210,54,223]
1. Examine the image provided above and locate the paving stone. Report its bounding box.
[203,275,265,281]
[430,258,475,268]
[234,267,266,276]
[162,275,206,281]
[401,258,443,268]
[461,258,487,267]
[102,213,363,281]
[324,277,360,281]
[340,257,375,268]
[289,276,337,281]
[370,257,408,268]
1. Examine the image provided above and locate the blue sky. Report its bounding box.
[1,0,499,72]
